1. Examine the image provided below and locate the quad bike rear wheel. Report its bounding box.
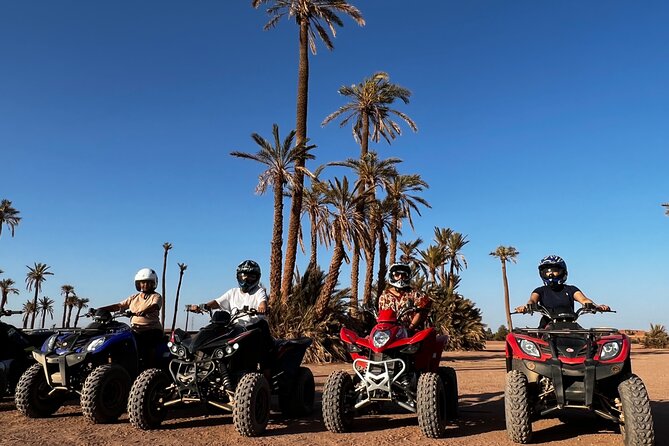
[279,366,315,417]
[15,363,65,417]
[617,374,655,446]
[81,364,132,424]
[233,372,271,437]
[322,370,355,433]
[505,370,532,444]
[438,366,459,420]
[127,368,171,430]
[417,371,448,438]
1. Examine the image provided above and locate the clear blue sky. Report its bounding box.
[1,1,668,332]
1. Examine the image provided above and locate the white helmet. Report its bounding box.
[134,268,158,291]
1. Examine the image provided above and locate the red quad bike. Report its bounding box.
[505,302,655,445]
[322,305,458,438]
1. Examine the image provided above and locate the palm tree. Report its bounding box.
[387,174,430,264]
[0,199,21,240]
[418,244,446,284]
[301,173,331,268]
[314,177,371,318]
[21,300,36,329]
[60,284,75,328]
[490,246,520,331]
[171,263,187,333]
[161,242,172,326]
[433,227,453,284]
[25,263,53,329]
[445,231,469,290]
[663,203,669,216]
[73,297,90,327]
[0,278,19,311]
[322,71,417,158]
[65,294,78,328]
[38,296,55,329]
[253,0,365,303]
[231,124,315,305]
[398,238,423,271]
[330,152,400,306]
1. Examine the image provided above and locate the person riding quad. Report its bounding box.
[378,263,432,332]
[515,255,610,327]
[92,268,164,366]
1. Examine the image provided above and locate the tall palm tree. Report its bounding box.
[161,242,172,327]
[322,71,417,158]
[253,0,365,303]
[171,263,187,333]
[433,227,453,284]
[330,152,400,306]
[25,263,53,329]
[387,174,430,264]
[398,238,423,269]
[418,244,446,284]
[0,278,19,311]
[21,300,35,329]
[490,246,520,331]
[73,297,90,328]
[0,199,21,240]
[231,124,315,306]
[65,294,78,328]
[60,284,75,328]
[314,177,370,318]
[38,296,55,329]
[445,231,469,290]
[301,173,331,268]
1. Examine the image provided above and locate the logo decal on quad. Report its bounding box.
[566,347,574,353]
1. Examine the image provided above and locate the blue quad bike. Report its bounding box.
[127,306,315,437]
[0,309,54,397]
[15,309,170,423]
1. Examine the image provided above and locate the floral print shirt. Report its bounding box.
[377,287,432,327]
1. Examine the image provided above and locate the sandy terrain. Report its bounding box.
[1,341,666,446]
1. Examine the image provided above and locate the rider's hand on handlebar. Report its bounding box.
[514,305,528,314]
[596,304,611,312]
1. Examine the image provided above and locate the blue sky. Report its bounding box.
[1,1,668,332]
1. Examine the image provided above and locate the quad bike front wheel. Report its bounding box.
[617,374,655,446]
[233,372,271,437]
[278,366,315,417]
[81,364,132,424]
[127,368,171,430]
[505,370,532,444]
[439,366,459,420]
[417,371,448,438]
[322,370,355,433]
[15,363,65,417]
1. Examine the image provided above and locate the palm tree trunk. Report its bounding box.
[66,306,74,328]
[30,289,38,329]
[61,296,67,328]
[360,110,369,158]
[309,211,317,267]
[270,179,284,306]
[74,308,82,327]
[316,237,345,319]
[349,243,360,314]
[171,269,186,333]
[161,249,169,326]
[389,212,399,264]
[377,227,388,297]
[41,310,46,329]
[501,259,513,331]
[281,19,310,301]
[23,313,28,329]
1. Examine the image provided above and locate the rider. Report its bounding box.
[515,255,610,326]
[378,263,432,332]
[92,268,164,366]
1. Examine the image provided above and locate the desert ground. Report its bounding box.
[1,341,666,446]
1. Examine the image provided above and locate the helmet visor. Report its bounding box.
[238,272,258,283]
[391,270,409,281]
[540,267,564,280]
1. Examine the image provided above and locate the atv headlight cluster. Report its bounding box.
[86,337,107,352]
[373,330,391,348]
[167,341,188,359]
[599,341,621,360]
[519,339,541,358]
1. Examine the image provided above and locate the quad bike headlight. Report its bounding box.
[400,342,421,354]
[86,337,107,352]
[373,330,391,348]
[46,334,58,351]
[345,343,362,353]
[519,339,541,358]
[599,341,621,360]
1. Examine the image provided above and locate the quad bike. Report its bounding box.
[15,309,170,423]
[322,305,459,438]
[126,306,315,437]
[505,302,655,445]
[0,310,54,397]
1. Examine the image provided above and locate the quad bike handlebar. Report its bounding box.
[512,302,615,319]
[0,309,23,317]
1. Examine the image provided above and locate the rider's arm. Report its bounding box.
[515,292,540,313]
[574,290,610,311]
[97,303,122,312]
[408,312,425,330]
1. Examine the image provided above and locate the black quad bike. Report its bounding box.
[0,310,54,397]
[15,309,170,423]
[505,303,655,445]
[127,306,315,437]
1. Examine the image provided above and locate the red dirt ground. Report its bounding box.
[1,341,666,446]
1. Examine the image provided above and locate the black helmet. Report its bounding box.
[538,255,568,287]
[388,263,412,289]
[236,260,261,293]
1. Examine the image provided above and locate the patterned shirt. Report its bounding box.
[378,288,432,326]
